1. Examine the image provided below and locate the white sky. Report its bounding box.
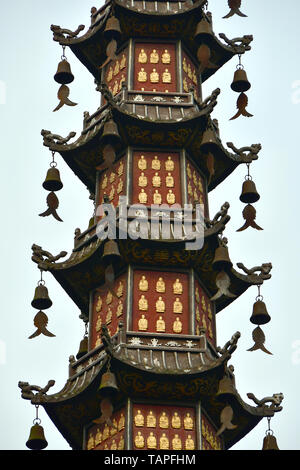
[0,0,299,450]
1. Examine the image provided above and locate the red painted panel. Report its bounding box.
[86,408,126,450]
[91,272,127,349]
[132,269,189,335]
[194,278,216,346]
[105,49,128,97]
[186,158,208,217]
[134,43,177,92]
[181,51,199,99]
[133,404,197,450]
[132,151,181,206]
[201,412,222,450]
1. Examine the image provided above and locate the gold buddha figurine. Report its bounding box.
[184,412,194,430]
[109,186,115,201]
[196,306,200,322]
[147,432,157,449]
[138,49,147,63]
[173,298,183,314]
[160,433,169,450]
[138,172,148,187]
[118,161,124,177]
[104,443,109,450]
[87,433,95,450]
[208,321,213,339]
[192,69,198,85]
[113,80,119,96]
[185,435,195,450]
[207,303,213,320]
[165,155,175,171]
[171,412,181,429]
[166,172,174,187]
[156,316,166,332]
[201,296,207,311]
[120,54,126,69]
[138,68,147,82]
[159,412,169,429]
[188,182,193,196]
[150,68,159,83]
[116,300,123,317]
[111,439,117,450]
[107,66,113,82]
[198,177,203,192]
[182,57,188,73]
[138,314,148,331]
[118,413,125,431]
[96,314,102,332]
[135,431,145,449]
[134,409,145,427]
[152,172,161,187]
[106,290,113,305]
[162,69,171,83]
[95,429,102,446]
[173,278,183,295]
[193,189,198,201]
[146,410,156,427]
[156,296,165,313]
[150,49,159,63]
[173,317,182,333]
[138,155,147,170]
[101,174,108,190]
[117,281,124,298]
[138,189,148,204]
[167,189,175,204]
[187,63,193,79]
[183,77,188,92]
[151,155,161,170]
[118,436,125,450]
[95,335,102,348]
[139,275,148,291]
[111,420,118,434]
[114,60,120,76]
[102,423,109,441]
[162,49,171,64]
[139,294,148,311]
[201,314,207,329]
[153,189,162,204]
[195,286,200,303]
[187,163,192,179]
[95,295,102,312]
[156,277,165,293]
[117,180,123,194]
[172,434,182,450]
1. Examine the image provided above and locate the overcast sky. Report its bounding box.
[1,0,299,450]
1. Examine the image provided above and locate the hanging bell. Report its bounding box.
[76,335,88,360]
[54,59,74,85]
[262,433,279,450]
[240,179,260,204]
[216,375,236,402]
[212,245,233,271]
[42,167,63,192]
[104,16,122,40]
[26,423,48,450]
[102,239,121,265]
[231,68,251,93]
[31,283,53,310]
[200,127,219,151]
[101,119,121,145]
[194,18,214,42]
[98,371,119,397]
[250,299,271,325]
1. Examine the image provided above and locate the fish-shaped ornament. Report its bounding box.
[39,191,63,222]
[96,264,118,299]
[53,84,77,112]
[223,0,247,19]
[230,92,253,120]
[236,204,263,232]
[28,311,55,339]
[206,152,215,186]
[216,405,237,436]
[96,145,116,172]
[197,45,217,74]
[100,39,118,69]
[93,397,117,428]
[247,326,272,355]
[210,271,236,301]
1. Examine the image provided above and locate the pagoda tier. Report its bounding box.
[51,0,252,84]
[19,328,277,450]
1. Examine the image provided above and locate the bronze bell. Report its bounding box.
[26,423,48,450]
[98,371,119,397]
[200,128,219,151]
[194,18,213,42]
[42,167,63,192]
[31,284,53,310]
[216,375,236,402]
[240,179,260,204]
[102,239,121,265]
[262,433,279,450]
[101,119,121,145]
[76,336,88,360]
[104,16,122,40]
[231,68,251,93]
[212,246,233,271]
[54,59,74,85]
[250,300,271,325]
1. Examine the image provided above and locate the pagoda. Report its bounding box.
[20,0,284,451]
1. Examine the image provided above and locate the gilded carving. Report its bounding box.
[152,172,161,188]
[147,410,156,427]
[184,413,194,430]
[160,433,169,449]
[173,279,183,294]
[95,296,102,312]
[159,412,169,429]
[138,49,147,64]
[185,435,195,450]
[165,156,174,172]
[153,189,162,204]
[147,432,157,449]
[139,295,148,311]
[135,431,145,449]
[173,298,183,314]
[162,69,171,83]
[162,49,171,64]
[95,314,102,332]
[150,68,159,83]
[151,155,161,170]
[150,49,159,64]
[116,301,123,317]
[120,54,126,69]
[138,189,147,204]
[117,281,124,298]
[139,275,148,291]
[173,317,182,333]
[156,296,165,313]
[138,68,147,82]
[87,433,94,450]
[138,314,148,331]
[166,172,174,188]
[156,316,166,332]
[166,189,175,204]
[171,412,181,428]
[138,172,148,188]
[172,434,182,450]
[134,409,144,427]
[156,277,165,293]
[138,155,147,170]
